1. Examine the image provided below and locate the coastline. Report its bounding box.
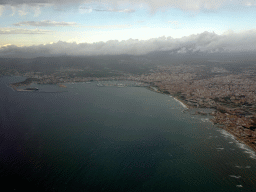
[172,97,189,109]
[9,77,256,154]
[4,75,256,191]
[148,85,256,154]
[148,86,190,109]
[220,125,256,153]
[172,93,256,153]
[176,98,256,153]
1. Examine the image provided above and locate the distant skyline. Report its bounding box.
[0,0,256,57]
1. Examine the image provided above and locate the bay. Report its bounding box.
[1,76,256,191]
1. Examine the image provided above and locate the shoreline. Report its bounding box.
[221,125,256,153]
[175,97,256,153]
[148,85,256,154]
[172,97,189,109]
[9,76,256,154]
[171,92,256,153]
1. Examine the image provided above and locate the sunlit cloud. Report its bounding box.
[0,27,51,34]
[81,24,132,29]
[1,44,12,47]
[79,5,135,14]
[13,20,78,27]
[1,29,256,58]
[168,21,180,26]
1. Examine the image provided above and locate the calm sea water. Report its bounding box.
[1,76,256,192]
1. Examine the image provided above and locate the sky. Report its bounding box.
[0,0,256,57]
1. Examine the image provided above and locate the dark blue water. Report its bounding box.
[1,76,256,192]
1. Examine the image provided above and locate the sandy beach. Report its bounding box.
[172,97,189,109]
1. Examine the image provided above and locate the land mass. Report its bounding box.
[2,55,256,151]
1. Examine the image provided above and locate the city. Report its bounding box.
[4,59,256,151]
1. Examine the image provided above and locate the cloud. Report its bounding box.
[1,29,256,57]
[0,3,50,17]
[12,21,130,30]
[32,5,42,17]
[13,20,78,27]
[0,0,256,13]
[18,8,28,16]
[168,21,180,26]
[0,5,4,15]
[82,24,132,29]
[117,9,135,13]
[0,27,51,34]
[79,6,93,14]
[94,8,135,13]
[79,6,135,13]
[10,4,35,16]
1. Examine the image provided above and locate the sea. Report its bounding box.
[1,76,256,192]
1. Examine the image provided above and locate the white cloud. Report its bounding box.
[168,21,181,28]
[13,20,78,27]
[0,3,50,17]
[32,5,41,17]
[79,6,93,14]
[0,27,51,34]
[1,29,256,57]
[81,24,132,29]
[10,4,29,16]
[79,5,135,13]
[10,6,16,16]
[0,5,4,16]
[113,8,135,13]
[18,9,28,16]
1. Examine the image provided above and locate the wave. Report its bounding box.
[218,129,236,140]
[218,129,256,159]
[229,175,241,179]
[173,97,188,109]
[236,142,256,159]
[235,165,251,169]
[201,118,209,122]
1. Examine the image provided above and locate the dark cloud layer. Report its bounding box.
[1,30,256,58]
[1,0,255,11]
[0,0,75,5]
